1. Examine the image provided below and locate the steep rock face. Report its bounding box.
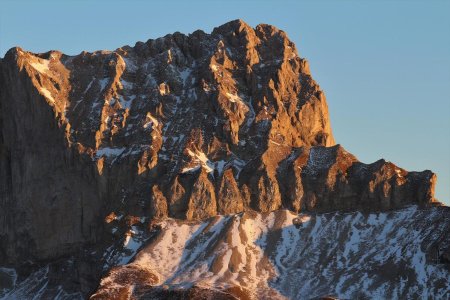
[277,145,436,212]
[0,19,437,269]
[0,50,105,264]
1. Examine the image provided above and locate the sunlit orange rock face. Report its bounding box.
[0,19,436,268]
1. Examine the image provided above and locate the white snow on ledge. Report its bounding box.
[210,64,219,72]
[179,68,192,84]
[30,60,50,74]
[98,78,109,92]
[181,152,228,176]
[225,92,243,103]
[143,112,159,130]
[182,149,214,173]
[95,147,126,158]
[119,95,136,110]
[181,165,201,173]
[38,87,55,104]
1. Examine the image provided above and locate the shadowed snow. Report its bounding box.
[97,206,449,299]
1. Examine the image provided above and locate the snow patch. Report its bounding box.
[225,92,243,103]
[30,60,50,73]
[305,147,335,175]
[118,95,135,110]
[123,57,138,72]
[210,64,219,72]
[183,149,214,173]
[91,206,450,299]
[96,147,126,158]
[98,78,109,91]
[181,165,201,173]
[38,88,55,104]
[179,68,192,84]
[83,80,94,94]
[144,112,159,129]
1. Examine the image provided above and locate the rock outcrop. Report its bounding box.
[0,19,441,298]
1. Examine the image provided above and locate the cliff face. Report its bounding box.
[0,49,105,264]
[0,19,437,271]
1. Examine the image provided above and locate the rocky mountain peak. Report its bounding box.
[0,20,439,286]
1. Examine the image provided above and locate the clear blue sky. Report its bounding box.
[1,0,449,204]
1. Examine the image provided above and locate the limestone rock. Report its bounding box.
[0,20,439,294]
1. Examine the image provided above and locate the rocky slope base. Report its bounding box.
[2,206,449,299]
[95,206,450,300]
[0,20,444,298]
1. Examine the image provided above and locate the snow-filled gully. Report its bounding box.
[94,206,449,299]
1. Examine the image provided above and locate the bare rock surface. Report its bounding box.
[0,20,444,298]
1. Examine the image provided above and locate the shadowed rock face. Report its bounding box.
[0,19,440,297]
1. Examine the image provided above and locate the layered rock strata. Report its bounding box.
[0,19,437,277]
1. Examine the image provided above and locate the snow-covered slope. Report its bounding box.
[92,205,450,299]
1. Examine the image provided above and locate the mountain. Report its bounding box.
[0,20,447,299]
[92,206,449,299]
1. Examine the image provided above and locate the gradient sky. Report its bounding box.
[1,0,449,204]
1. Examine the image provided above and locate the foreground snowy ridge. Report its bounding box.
[92,205,449,299]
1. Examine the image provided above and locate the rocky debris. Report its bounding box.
[0,19,442,298]
[90,264,159,299]
[0,253,99,299]
[91,206,450,299]
[92,267,245,300]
